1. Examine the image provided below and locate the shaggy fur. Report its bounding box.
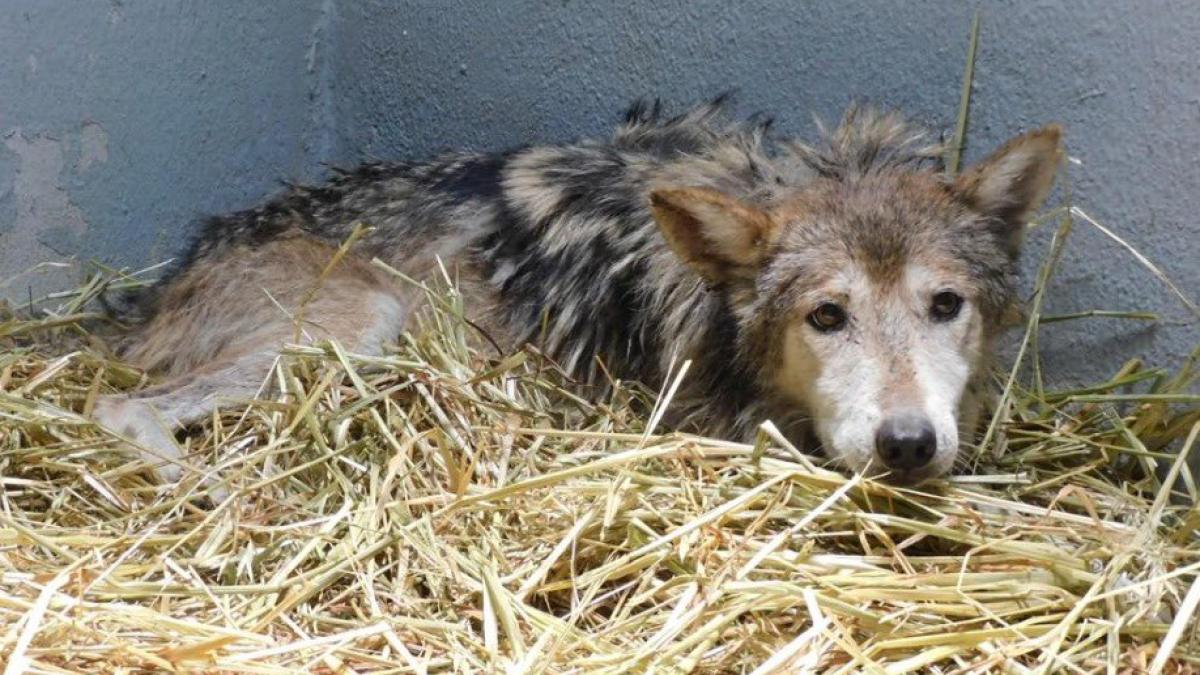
[96,96,1061,489]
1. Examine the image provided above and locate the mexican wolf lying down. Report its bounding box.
[95,97,1061,489]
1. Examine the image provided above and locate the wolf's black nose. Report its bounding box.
[875,414,936,471]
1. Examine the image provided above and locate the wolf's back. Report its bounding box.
[100,152,500,325]
[101,94,781,387]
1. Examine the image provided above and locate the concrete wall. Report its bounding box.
[0,0,334,301]
[1,0,1195,383]
[330,0,1198,383]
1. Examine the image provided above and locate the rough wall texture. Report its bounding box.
[329,0,1198,383]
[1,0,1195,383]
[0,0,334,301]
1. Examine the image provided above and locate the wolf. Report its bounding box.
[93,96,1061,490]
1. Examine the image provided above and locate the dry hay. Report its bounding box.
[0,206,1198,673]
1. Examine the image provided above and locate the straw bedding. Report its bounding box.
[0,209,1197,673]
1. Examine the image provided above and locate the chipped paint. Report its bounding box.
[0,1,331,305]
[0,131,89,299]
[75,122,109,173]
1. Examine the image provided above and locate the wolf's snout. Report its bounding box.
[875,414,936,472]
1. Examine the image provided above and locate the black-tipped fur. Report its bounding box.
[106,98,1012,444]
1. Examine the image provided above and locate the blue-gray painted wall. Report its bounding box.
[1,0,1196,384]
[0,1,333,300]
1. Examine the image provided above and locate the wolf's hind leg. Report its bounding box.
[93,351,276,485]
[94,236,415,493]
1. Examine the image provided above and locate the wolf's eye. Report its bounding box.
[807,303,848,332]
[930,291,963,322]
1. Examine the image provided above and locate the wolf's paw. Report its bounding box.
[93,396,229,503]
[94,396,184,481]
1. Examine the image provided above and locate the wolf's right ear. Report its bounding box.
[954,125,1063,255]
[649,187,778,283]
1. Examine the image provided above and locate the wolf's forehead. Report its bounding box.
[768,214,974,302]
[784,172,959,229]
[773,173,966,265]
[771,252,962,299]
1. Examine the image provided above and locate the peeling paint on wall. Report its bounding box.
[0,130,90,300]
[75,122,110,173]
[0,0,329,304]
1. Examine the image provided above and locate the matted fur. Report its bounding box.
[98,95,1061,487]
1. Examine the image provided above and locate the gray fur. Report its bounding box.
[104,96,1058,482]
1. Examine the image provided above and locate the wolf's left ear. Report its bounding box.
[649,187,778,283]
[954,125,1063,254]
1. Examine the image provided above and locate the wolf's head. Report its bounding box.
[650,110,1061,484]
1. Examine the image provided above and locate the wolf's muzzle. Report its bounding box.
[875,413,937,475]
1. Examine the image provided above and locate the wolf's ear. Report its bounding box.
[954,125,1063,254]
[649,187,778,283]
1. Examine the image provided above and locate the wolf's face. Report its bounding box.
[651,125,1062,484]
